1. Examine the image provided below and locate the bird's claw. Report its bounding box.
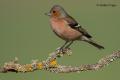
[56,47,72,57]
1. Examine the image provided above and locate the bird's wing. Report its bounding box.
[64,16,92,38]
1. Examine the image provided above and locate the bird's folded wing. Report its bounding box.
[64,16,92,38]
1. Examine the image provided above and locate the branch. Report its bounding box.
[49,50,120,73]
[0,49,120,73]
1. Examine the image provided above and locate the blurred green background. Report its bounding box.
[0,0,120,80]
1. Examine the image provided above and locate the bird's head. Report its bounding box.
[45,5,68,18]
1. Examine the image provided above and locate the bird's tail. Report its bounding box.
[81,36,104,49]
[85,40,104,49]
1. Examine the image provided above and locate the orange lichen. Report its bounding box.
[49,59,58,67]
[37,63,43,69]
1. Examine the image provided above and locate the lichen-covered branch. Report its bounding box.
[48,50,120,73]
[0,49,120,73]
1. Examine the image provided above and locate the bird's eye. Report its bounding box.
[53,11,56,13]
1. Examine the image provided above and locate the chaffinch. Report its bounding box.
[45,5,104,51]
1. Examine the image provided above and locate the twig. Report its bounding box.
[0,49,120,73]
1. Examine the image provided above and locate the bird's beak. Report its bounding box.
[44,12,51,16]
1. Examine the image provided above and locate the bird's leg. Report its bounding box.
[56,41,69,54]
[65,41,73,49]
[60,41,73,56]
[59,41,69,50]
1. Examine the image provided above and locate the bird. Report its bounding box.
[45,5,104,52]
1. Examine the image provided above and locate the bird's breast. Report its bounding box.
[50,18,81,40]
[50,18,66,34]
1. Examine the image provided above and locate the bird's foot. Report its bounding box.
[56,47,72,57]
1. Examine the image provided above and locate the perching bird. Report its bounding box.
[45,5,104,51]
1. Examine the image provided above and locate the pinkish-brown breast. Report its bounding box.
[50,18,82,41]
